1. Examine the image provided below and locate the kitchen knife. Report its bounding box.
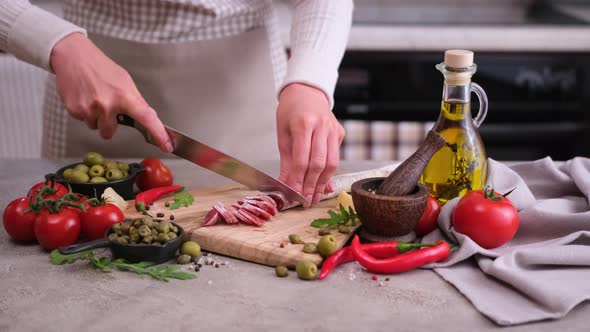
[116,114,308,205]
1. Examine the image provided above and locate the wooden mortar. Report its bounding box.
[351,178,429,237]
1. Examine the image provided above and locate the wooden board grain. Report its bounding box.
[124,185,358,267]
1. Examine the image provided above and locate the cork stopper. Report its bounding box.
[444,50,474,68]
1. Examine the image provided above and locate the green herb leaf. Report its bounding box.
[169,191,195,210]
[310,204,359,229]
[49,249,91,265]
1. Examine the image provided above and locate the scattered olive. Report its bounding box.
[275,265,288,277]
[180,241,201,258]
[296,260,317,280]
[288,234,304,245]
[177,254,191,265]
[318,227,332,236]
[302,243,318,254]
[317,235,338,257]
[338,225,350,234]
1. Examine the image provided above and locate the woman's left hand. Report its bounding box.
[276,83,345,206]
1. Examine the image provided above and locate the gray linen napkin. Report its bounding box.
[421,157,590,326]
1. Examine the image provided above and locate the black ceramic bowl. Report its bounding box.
[58,221,185,264]
[45,162,144,200]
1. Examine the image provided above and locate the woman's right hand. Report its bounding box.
[49,33,173,153]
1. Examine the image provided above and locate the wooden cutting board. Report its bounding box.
[123,185,357,267]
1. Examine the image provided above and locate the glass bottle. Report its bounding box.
[420,50,488,204]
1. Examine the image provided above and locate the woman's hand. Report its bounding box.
[50,33,173,153]
[277,83,345,206]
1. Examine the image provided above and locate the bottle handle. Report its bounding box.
[471,82,488,127]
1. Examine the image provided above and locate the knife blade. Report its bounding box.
[116,114,308,205]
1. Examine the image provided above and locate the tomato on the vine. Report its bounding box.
[414,196,441,236]
[34,209,81,250]
[81,203,124,240]
[452,187,519,249]
[27,181,68,200]
[66,194,91,219]
[3,197,37,242]
[136,157,173,191]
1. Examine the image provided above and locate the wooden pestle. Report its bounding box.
[376,130,446,196]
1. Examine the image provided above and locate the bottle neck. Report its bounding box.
[442,83,471,103]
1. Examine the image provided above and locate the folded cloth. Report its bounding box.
[422,157,590,326]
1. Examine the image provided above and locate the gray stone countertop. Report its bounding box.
[0,159,588,332]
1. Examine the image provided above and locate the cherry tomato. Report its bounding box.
[2,197,37,242]
[136,157,174,191]
[34,209,81,250]
[81,203,124,240]
[414,196,441,236]
[27,181,68,200]
[452,188,519,249]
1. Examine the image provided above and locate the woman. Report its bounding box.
[0,0,352,205]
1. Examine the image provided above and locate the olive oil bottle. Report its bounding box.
[420,50,488,204]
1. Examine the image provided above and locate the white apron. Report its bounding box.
[43,27,279,162]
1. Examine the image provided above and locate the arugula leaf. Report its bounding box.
[310,204,358,229]
[49,250,197,282]
[169,191,194,210]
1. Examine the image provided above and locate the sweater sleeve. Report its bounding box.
[0,0,86,71]
[279,0,353,109]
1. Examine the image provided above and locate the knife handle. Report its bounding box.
[116,114,135,127]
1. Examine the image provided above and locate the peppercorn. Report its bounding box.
[371,275,378,281]
[169,215,175,220]
[156,212,165,218]
[198,263,203,268]
[165,202,170,207]
[214,263,220,268]
[144,205,150,211]
[385,277,390,281]
[279,243,285,248]
[194,266,200,272]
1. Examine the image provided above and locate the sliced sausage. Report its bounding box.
[202,209,220,226]
[235,209,265,226]
[240,203,272,220]
[267,193,287,211]
[213,202,238,224]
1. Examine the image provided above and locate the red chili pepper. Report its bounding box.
[351,235,450,274]
[318,240,435,280]
[135,185,183,212]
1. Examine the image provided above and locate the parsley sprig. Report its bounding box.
[49,250,197,282]
[310,204,358,229]
[169,191,194,210]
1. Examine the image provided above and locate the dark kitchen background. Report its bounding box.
[1,0,589,161]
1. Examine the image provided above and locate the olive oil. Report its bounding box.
[419,50,489,205]
[420,100,487,204]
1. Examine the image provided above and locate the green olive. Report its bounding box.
[108,233,118,242]
[338,225,350,234]
[177,254,191,265]
[138,225,151,237]
[317,235,338,257]
[69,169,90,183]
[289,234,304,245]
[129,226,138,235]
[73,164,89,174]
[157,233,169,243]
[180,241,201,258]
[141,235,153,244]
[166,232,177,241]
[83,152,104,166]
[170,226,179,234]
[302,243,318,254]
[105,168,124,181]
[117,236,129,244]
[117,162,130,172]
[88,164,105,177]
[275,265,289,278]
[120,222,130,234]
[62,168,74,180]
[142,217,154,228]
[103,160,118,170]
[112,223,121,231]
[296,260,317,280]
[132,219,142,227]
[156,220,171,234]
[89,176,107,183]
[130,233,140,243]
[121,170,129,178]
